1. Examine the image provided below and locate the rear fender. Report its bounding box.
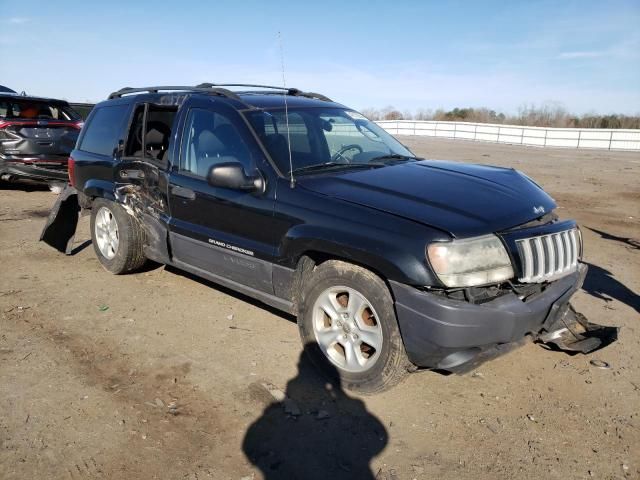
[82,179,116,202]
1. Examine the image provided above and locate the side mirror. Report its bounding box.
[207,161,265,193]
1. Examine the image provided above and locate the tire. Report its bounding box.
[298,260,412,394]
[90,198,147,274]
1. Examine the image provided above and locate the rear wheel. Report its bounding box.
[90,198,146,274]
[298,260,411,394]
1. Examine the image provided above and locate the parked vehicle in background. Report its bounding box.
[0,93,83,186]
[41,84,617,393]
[68,102,95,120]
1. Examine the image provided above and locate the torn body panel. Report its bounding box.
[39,185,80,254]
[113,160,172,264]
[40,158,173,264]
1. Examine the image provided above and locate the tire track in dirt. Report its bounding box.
[3,313,244,479]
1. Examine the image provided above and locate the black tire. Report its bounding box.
[90,198,147,274]
[298,260,412,394]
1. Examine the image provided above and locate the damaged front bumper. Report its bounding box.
[391,263,618,372]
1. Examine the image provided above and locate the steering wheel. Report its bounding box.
[331,144,363,163]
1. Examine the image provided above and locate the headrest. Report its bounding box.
[145,127,166,146]
[145,121,170,146]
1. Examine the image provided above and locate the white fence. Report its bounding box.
[376,120,640,151]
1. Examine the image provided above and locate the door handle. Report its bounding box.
[171,186,196,200]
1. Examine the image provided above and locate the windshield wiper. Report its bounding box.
[367,154,422,164]
[290,162,380,175]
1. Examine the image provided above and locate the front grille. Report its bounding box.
[516,228,580,283]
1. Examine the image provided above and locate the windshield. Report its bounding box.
[245,107,415,175]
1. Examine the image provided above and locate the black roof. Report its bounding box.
[0,85,16,93]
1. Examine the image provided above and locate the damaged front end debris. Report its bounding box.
[537,304,618,354]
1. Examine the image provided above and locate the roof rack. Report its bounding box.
[195,83,333,102]
[107,84,333,103]
[107,85,243,101]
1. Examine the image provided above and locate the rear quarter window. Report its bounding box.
[79,105,128,156]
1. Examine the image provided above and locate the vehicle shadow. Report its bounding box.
[242,344,388,480]
[163,265,296,322]
[0,179,51,192]
[583,262,640,314]
[585,226,640,250]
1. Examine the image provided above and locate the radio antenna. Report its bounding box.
[278,31,295,188]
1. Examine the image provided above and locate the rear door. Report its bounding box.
[167,97,277,294]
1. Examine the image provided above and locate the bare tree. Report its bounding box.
[360,103,640,129]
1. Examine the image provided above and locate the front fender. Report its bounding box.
[280,224,440,286]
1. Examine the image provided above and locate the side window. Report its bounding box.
[180,108,251,177]
[80,105,128,156]
[248,111,319,172]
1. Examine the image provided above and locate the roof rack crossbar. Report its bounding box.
[196,83,288,91]
[286,88,332,102]
[107,85,243,101]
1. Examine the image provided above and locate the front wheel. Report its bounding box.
[298,260,412,394]
[90,198,147,274]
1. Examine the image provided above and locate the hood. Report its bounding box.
[297,160,556,238]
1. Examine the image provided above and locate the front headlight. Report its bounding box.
[427,234,514,288]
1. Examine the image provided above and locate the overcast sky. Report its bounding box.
[1,0,639,114]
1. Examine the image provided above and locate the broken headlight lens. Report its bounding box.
[427,234,514,288]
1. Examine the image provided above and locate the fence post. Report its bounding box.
[577,130,581,149]
[454,122,457,139]
[474,124,477,142]
[543,129,547,147]
[609,130,613,150]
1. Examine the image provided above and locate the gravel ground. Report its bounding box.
[1,137,639,480]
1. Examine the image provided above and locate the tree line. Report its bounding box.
[361,104,640,129]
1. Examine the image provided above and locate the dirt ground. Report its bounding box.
[1,137,639,480]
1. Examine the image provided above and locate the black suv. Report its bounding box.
[0,93,83,184]
[42,84,614,393]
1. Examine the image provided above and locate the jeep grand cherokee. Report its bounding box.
[41,84,616,393]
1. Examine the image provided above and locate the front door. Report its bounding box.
[167,98,277,294]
